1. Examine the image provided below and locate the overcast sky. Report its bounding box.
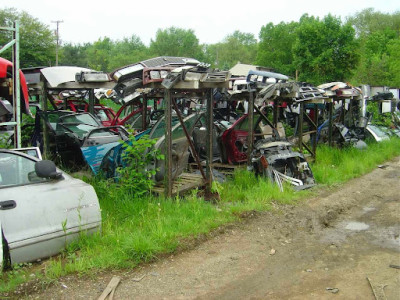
[3,0,399,46]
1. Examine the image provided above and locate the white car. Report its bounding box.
[0,149,101,269]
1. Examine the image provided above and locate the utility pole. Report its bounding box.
[51,20,63,66]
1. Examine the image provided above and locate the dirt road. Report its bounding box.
[26,157,400,299]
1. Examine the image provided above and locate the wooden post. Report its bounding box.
[164,90,173,198]
[205,89,214,197]
[328,101,333,147]
[298,102,304,152]
[142,94,148,130]
[247,86,254,166]
[88,89,95,115]
[312,103,318,160]
[273,99,278,128]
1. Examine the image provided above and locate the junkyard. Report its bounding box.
[1,3,400,299]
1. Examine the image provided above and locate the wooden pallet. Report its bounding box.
[188,162,246,176]
[152,172,205,196]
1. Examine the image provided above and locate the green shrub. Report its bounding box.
[116,133,164,197]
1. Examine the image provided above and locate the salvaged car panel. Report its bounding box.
[0,149,101,266]
[149,113,203,182]
[317,82,362,100]
[220,115,251,164]
[58,98,120,127]
[41,66,97,88]
[111,56,201,83]
[99,113,202,182]
[98,130,150,178]
[365,124,391,142]
[219,113,282,164]
[251,139,315,191]
[0,57,31,115]
[31,110,129,170]
[256,82,327,106]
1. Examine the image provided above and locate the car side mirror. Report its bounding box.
[35,160,63,180]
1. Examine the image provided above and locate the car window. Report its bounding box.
[172,115,199,139]
[46,113,62,130]
[61,114,99,127]
[369,125,389,138]
[150,116,180,139]
[95,110,110,122]
[0,152,47,188]
[235,115,260,131]
[62,124,97,138]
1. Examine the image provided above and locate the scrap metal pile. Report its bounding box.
[2,56,399,193]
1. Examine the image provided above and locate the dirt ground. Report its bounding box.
[17,157,400,299]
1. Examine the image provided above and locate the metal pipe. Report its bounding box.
[13,21,21,148]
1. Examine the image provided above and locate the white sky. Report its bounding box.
[2,0,399,46]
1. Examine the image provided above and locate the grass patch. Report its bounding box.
[312,138,400,185]
[43,187,234,279]
[219,169,310,213]
[1,138,400,293]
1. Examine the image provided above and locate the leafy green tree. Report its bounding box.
[348,9,400,86]
[85,37,114,71]
[293,14,358,84]
[351,29,396,85]
[347,8,400,38]
[387,38,400,87]
[108,35,149,71]
[257,21,298,76]
[149,27,204,60]
[0,8,55,67]
[59,42,90,68]
[206,31,257,70]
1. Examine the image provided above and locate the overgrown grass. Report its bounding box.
[43,184,234,279]
[312,138,400,185]
[1,138,400,294]
[219,169,310,213]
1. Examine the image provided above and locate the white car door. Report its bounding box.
[0,150,101,264]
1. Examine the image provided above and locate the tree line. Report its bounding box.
[1,7,399,86]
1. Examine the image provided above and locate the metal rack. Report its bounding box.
[0,21,21,148]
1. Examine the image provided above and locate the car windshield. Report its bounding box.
[60,114,99,127]
[0,152,47,188]
[61,124,98,138]
[150,116,180,139]
[369,125,389,138]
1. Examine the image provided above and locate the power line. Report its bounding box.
[51,20,63,66]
